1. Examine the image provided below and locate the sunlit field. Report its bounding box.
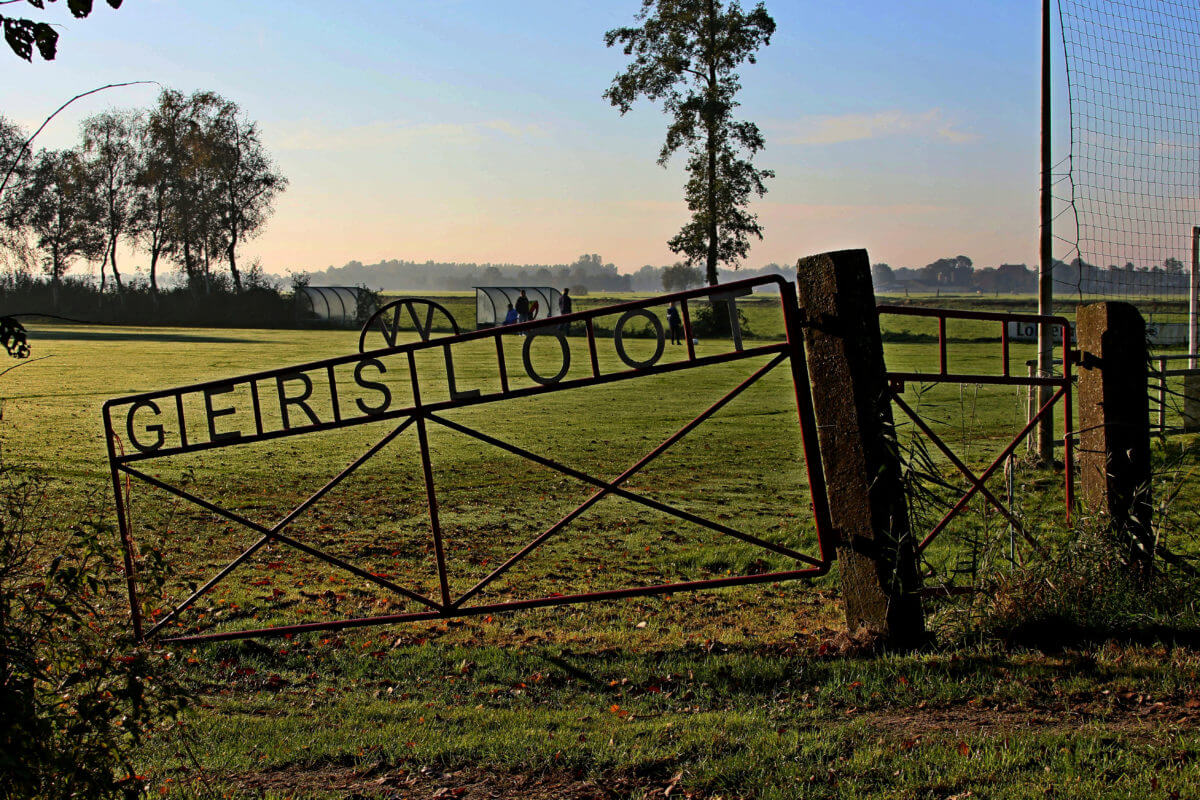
[5,292,1200,799]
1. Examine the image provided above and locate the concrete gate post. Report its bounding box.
[796,249,925,648]
[1076,302,1154,572]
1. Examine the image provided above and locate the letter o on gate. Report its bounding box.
[522,331,571,385]
[614,309,665,370]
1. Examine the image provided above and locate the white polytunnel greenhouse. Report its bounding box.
[474,286,563,328]
[294,286,376,328]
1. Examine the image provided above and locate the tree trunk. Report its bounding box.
[109,234,123,291]
[149,245,159,294]
[705,0,719,287]
[227,237,242,293]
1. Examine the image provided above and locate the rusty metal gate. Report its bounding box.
[876,305,1075,556]
[104,276,837,644]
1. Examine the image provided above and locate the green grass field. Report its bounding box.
[6,294,1200,799]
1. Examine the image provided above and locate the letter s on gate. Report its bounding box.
[126,399,165,453]
[354,358,392,415]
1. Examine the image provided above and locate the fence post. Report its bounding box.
[1076,302,1154,572]
[796,249,925,648]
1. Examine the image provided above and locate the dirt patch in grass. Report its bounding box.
[863,698,1200,738]
[229,763,700,800]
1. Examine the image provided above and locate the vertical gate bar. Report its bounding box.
[104,410,143,641]
[175,393,189,449]
[779,285,836,555]
[327,364,341,423]
[938,316,947,375]
[1027,362,1037,454]
[1001,321,1010,376]
[494,333,509,393]
[681,299,696,361]
[585,319,600,378]
[250,379,264,436]
[408,351,452,607]
[1159,356,1167,437]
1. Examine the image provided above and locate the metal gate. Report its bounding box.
[876,305,1075,555]
[104,276,837,644]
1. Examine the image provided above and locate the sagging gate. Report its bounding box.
[104,275,843,645]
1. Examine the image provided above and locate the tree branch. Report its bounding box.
[0,80,159,198]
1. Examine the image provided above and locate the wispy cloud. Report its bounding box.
[777,109,976,146]
[275,118,548,151]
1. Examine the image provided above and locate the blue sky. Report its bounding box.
[3,0,1060,276]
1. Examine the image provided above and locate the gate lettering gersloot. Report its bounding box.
[104,276,836,643]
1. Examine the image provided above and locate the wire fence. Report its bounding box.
[1055,0,1200,322]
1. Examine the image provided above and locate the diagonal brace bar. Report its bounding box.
[449,353,790,609]
[915,386,1065,552]
[427,411,823,568]
[891,393,1037,551]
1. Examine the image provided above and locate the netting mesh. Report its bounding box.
[1056,0,1200,318]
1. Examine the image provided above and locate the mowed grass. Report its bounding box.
[5,298,1200,799]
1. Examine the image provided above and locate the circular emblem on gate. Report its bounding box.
[359,298,461,352]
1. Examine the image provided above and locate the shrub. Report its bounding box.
[689,300,753,339]
[0,464,190,799]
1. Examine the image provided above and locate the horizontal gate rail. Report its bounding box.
[876,305,1075,554]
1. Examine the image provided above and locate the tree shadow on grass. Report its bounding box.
[28,330,260,343]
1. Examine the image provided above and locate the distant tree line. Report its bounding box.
[873,255,1191,296]
[305,253,794,294]
[1,89,287,299]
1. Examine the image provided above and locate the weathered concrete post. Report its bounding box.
[1076,302,1154,571]
[796,249,925,648]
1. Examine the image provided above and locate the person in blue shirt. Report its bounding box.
[502,303,518,326]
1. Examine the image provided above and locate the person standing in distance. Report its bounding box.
[559,288,572,333]
[515,290,530,323]
[666,302,682,345]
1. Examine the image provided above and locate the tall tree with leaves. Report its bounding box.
[81,109,140,292]
[605,0,775,286]
[210,110,287,293]
[143,90,231,291]
[21,149,102,291]
[0,116,36,274]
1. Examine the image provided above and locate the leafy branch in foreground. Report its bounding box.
[1,0,123,62]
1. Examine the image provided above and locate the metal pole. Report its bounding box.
[1190,225,1199,369]
[1038,0,1055,464]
